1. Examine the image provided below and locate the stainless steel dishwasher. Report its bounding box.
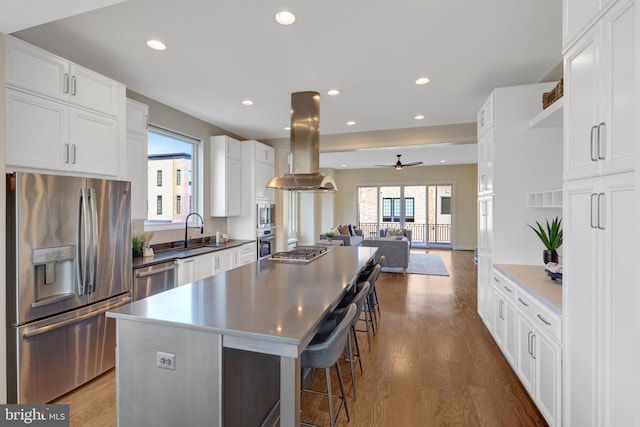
[133,261,177,301]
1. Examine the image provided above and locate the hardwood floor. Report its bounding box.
[53,249,547,426]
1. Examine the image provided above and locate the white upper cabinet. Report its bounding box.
[564,1,635,181]
[477,127,494,195]
[477,93,494,136]
[6,36,122,117]
[5,35,125,177]
[210,135,242,217]
[125,98,149,220]
[563,0,615,47]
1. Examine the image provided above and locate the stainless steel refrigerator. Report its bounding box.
[6,172,132,403]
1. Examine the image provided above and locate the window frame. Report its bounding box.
[145,125,204,231]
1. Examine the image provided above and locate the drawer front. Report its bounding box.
[516,288,562,342]
[493,270,516,303]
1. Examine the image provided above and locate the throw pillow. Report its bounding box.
[390,228,405,237]
[338,225,350,235]
[347,224,355,236]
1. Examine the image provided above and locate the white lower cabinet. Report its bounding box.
[176,258,195,287]
[491,268,562,427]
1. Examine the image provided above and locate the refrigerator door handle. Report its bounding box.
[77,188,90,295]
[22,296,132,339]
[88,188,99,294]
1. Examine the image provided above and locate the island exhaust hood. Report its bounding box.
[266,91,337,191]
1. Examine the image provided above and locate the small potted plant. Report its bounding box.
[132,233,144,257]
[323,231,337,241]
[527,216,563,264]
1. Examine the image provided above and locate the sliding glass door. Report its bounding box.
[357,184,452,247]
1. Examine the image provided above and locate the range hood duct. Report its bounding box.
[266,91,337,191]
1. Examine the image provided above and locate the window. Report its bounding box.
[441,196,451,214]
[147,126,201,227]
[382,197,414,222]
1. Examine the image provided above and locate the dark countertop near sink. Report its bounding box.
[133,239,255,268]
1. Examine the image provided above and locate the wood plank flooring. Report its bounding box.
[53,249,547,426]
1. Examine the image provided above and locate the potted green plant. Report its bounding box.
[527,216,563,264]
[132,233,144,257]
[323,231,337,241]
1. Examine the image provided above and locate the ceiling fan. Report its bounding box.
[375,154,423,170]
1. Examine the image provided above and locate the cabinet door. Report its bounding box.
[126,98,149,135]
[534,330,562,427]
[255,161,275,202]
[69,108,119,176]
[69,64,123,117]
[477,128,494,194]
[503,299,517,368]
[255,143,275,165]
[599,1,635,176]
[214,250,233,274]
[195,253,215,281]
[477,197,494,329]
[515,312,535,395]
[177,258,196,286]
[6,36,69,101]
[126,132,149,220]
[564,30,600,180]
[6,89,68,172]
[477,93,494,136]
[563,0,605,46]
[563,178,600,427]
[226,157,242,216]
[492,290,505,346]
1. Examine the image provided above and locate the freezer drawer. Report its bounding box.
[8,294,131,403]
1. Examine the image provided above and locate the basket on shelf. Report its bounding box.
[542,79,563,109]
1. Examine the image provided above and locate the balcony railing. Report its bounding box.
[358,222,451,244]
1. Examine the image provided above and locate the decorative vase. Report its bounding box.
[543,249,558,264]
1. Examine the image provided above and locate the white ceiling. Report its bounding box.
[9,0,562,169]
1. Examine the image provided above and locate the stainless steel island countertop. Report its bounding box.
[107,245,377,427]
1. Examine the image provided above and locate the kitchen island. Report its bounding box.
[107,245,377,426]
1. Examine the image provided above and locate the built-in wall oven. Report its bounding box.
[257,229,275,260]
[257,202,275,230]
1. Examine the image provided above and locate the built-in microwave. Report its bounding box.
[257,202,275,229]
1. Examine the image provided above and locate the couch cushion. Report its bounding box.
[338,225,350,235]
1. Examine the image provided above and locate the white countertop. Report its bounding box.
[108,246,377,348]
[495,264,562,313]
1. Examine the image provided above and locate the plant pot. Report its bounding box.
[543,249,558,264]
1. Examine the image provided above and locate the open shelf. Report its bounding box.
[527,190,562,208]
[528,98,564,129]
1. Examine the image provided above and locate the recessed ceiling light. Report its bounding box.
[346,121,356,126]
[415,115,425,120]
[146,40,166,51]
[275,10,296,25]
[242,99,254,106]
[415,77,430,85]
[327,89,340,96]
[440,160,446,163]
[341,164,347,168]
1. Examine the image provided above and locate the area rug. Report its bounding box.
[382,253,449,276]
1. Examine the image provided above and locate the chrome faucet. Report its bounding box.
[184,212,204,248]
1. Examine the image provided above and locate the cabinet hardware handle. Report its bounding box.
[597,193,605,230]
[65,143,70,164]
[531,334,536,360]
[72,144,77,164]
[537,314,552,326]
[500,300,505,320]
[481,111,486,127]
[71,75,77,96]
[590,125,598,161]
[494,276,500,283]
[527,331,532,356]
[63,73,69,94]
[503,285,513,293]
[597,122,606,160]
[590,193,598,229]
[518,297,529,307]
[145,115,149,130]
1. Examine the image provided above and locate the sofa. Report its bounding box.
[362,236,410,273]
[379,228,412,242]
[319,229,363,246]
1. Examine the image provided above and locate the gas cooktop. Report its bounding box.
[269,246,328,263]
